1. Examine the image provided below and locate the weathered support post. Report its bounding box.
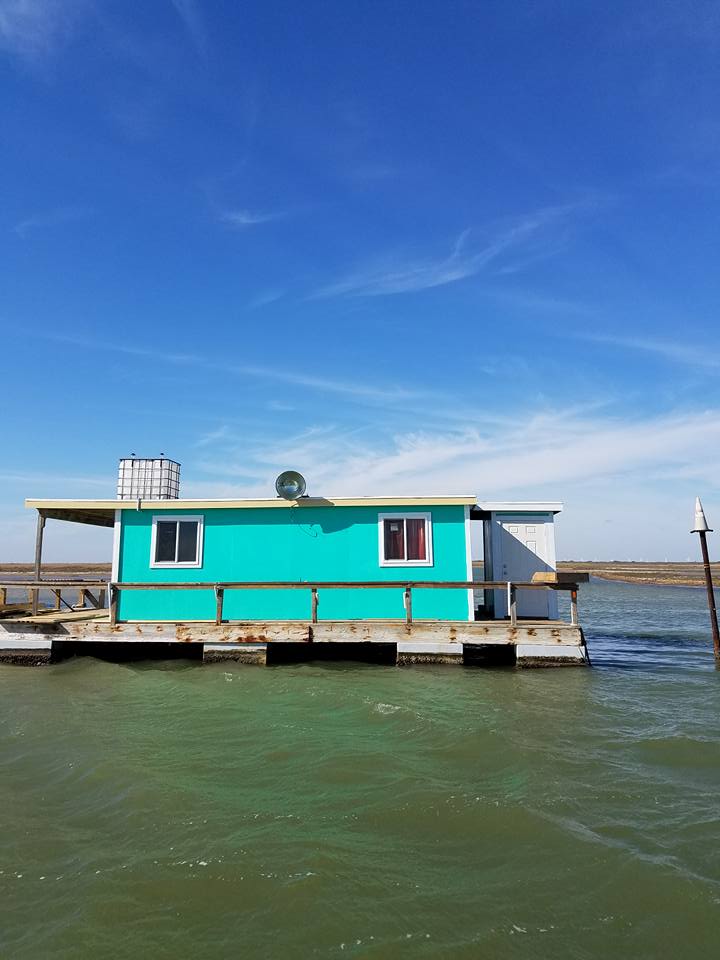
[404,586,413,625]
[311,587,319,623]
[508,583,517,626]
[109,585,118,626]
[83,590,101,610]
[570,588,578,626]
[692,498,720,663]
[31,512,46,615]
[77,588,87,609]
[215,586,224,626]
[98,587,107,609]
[0,586,6,606]
[52,589,62,611]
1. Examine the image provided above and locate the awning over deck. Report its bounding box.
[27,503,116,527]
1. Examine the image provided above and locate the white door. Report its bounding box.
[498,520,551,618]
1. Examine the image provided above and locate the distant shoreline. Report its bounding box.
[556,561,717,588]
[1,560,716,588]
[468,560,715,588]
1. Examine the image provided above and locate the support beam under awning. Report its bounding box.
[36,507,115,528]
[31,512,46,615]
[28,507,114,613]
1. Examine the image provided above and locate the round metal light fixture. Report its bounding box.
[275,470,307,500]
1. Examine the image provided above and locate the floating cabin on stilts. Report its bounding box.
[0,458,589,667]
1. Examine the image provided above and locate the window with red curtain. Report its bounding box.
[381,516,429,563]
[406,518,427,560]
[383,519,405,560]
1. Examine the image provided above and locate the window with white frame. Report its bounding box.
[150,516,203,567]
[378,513,433,566]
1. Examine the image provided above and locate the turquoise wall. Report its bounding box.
[117,504,470,622]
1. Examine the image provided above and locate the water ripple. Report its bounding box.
[2,580,720,958]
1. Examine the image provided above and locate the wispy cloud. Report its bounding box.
[0,0,86,61]
[195,425,231,447]
[42,333,436,404]
[185,406,720,558]
[217,208,286,228]
[170,0,207,57]
[247,289,284,309]
[584,333,720,370]
[0,469,110,488]
[482,288,595,317]
[7,406,719,559]
[14,204,94,238]
[312,203,587,299]
[208,408,720,497]
[211,360,430,402]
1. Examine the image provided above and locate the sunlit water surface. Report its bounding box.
[2,579,719,959]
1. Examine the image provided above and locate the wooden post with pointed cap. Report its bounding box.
[692,497,720,663]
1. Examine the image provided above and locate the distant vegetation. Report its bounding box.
[0,561,716,587]
[558,561,718,587]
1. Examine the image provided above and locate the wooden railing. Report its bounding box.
[0,581,108,615]
[1,579,581,627]
[106,580,581,627]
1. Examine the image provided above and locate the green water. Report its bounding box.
[2,580,720,959]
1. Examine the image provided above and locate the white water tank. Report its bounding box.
[117,457,180,500]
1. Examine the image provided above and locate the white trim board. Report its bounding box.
[111,509,121,581]
[149,515,204,569]
[464,504,474,622]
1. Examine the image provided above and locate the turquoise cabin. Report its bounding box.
[25,460,564,625]
[111,496,475,622]
[16,463,585,668]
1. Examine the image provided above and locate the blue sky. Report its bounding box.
[2,0,720,561]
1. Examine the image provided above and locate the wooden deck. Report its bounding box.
[0,577,589,667]
[0,609,588,667]
[3,610,107,625]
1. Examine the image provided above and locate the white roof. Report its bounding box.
[477,501,563,514]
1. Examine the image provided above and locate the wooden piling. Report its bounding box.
[109,585,118,626]
[311,587,319,623]
[404,586,412,625]
[215,587,224,625]
[698,531,720,662]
